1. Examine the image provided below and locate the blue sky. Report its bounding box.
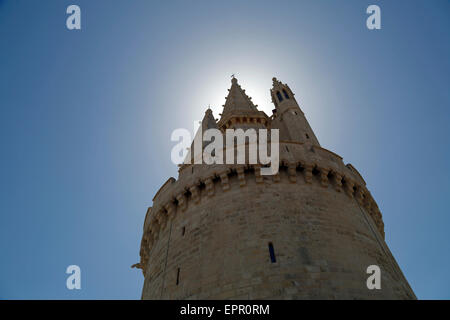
[0,0,448,299]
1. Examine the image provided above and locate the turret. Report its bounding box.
[185,107,219,165]
[270,77,320,146]
[137,76,416,300]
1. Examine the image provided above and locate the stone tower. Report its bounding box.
[134,77,416,299]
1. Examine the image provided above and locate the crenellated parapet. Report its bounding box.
[136,142,385,276]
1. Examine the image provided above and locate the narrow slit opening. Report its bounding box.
[268,242,276,263]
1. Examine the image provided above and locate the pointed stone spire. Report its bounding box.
[222,77,258,116]
[217,77,269,130]
[184,108,218,164]
[270,77,321,147]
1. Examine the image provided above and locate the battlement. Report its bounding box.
[137,142,384,276]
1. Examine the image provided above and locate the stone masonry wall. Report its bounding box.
[140,152,415,299]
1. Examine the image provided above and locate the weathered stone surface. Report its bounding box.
[136,77,416,300]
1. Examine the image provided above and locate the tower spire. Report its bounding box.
[217,77,269,130]
[222,77,258,116]
[270,77,320,146]
[185,108,218,165]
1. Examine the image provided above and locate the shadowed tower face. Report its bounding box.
[136,77,416,300]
